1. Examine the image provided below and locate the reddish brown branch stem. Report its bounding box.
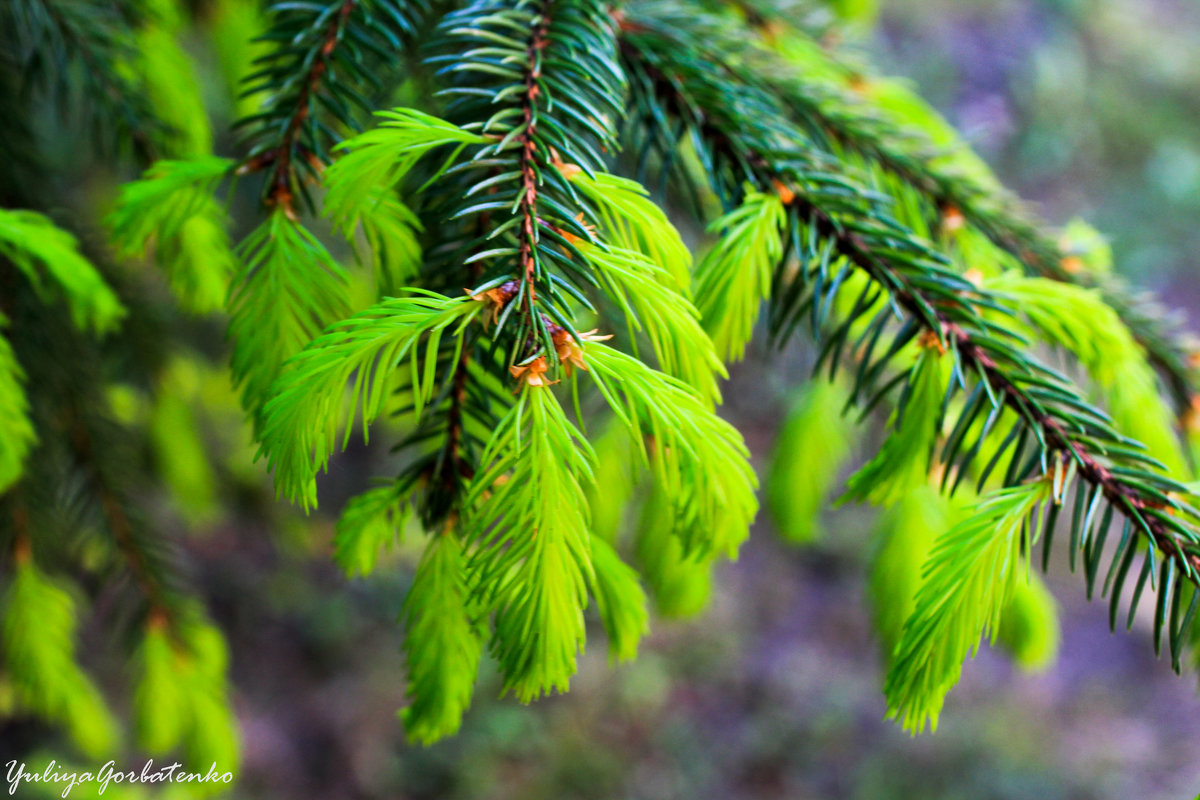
[68,415,174,621]
[11,498,31,565]
[242,0,358,215]
[516,3,553,316]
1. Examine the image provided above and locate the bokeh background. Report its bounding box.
[7,0,1200,798]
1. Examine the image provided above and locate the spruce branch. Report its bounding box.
[780,75,1200,425]
[515,0,552,317]
[3,0,169,161]
[66,407,187,629]
[225,0,427,428]
[313,112,502,530]
[254,0,755,729]
[620,10,1200,660]
[235,0,424,214]
[727,6,1200,427]
[433,0,626,362]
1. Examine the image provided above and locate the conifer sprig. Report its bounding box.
[0,208,126,336]
[400,532,484,743]
[620,8,1200,669]
[585,342,757,558]
[0,322,35,494]
[3,547,120,758]
[3,0,168,161]
[235,0,424,214]
[463,386,596,701]
[743,24,1200,427]
[228,211,353,421]
[107,157,237,313]
[883,481,1054,732]
[432,0,626,361]
[245,0,760,733]
[257,292,481,508]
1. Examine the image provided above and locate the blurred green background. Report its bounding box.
[6,0,1200,798]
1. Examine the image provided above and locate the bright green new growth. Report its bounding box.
[0,320,36,493]
[323,109,487,293]
[767,379,857,543]
[135,0,216,158]
[464,387,599,702]
[588,423,716,619]
[107,156,235,313]
[401,533,484,744]
[867,486,952,661]
[258,293,480,508]
[585,342,758,559]
[693,191,785,362]
[569,170,694,289]
[148,358,222,526]
[323,108,486,225]
[334,484,411,578]
[884,480,1053,732]
[3,560,120,758]
[0,208,125,335]
[589,536,651,663]
[868,485,1060,671]
[229,211,353,422]
[634,482,718,618]
[135,615,240,779]
[585,242,727,405]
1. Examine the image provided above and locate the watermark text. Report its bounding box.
[5,759,233,797]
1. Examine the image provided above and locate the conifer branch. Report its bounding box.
[66,409,184,628]
[15,0,1200,752]
[516,0,552,316]
[696,4,1200,430]
[748,33,1200,425]
[620,11,1200,626]
[4,0,169,162]
[434,0,626,361]
[236,0,423,214]
[241,0,355,213]
[254,0,754,727]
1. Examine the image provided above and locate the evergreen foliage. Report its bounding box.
[4,0,1200,768]
[767,378,857,543]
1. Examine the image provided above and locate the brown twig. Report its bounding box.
[516,1,553,316]
[239,0,358,216]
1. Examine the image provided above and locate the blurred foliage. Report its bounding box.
[876,0,1200,294]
